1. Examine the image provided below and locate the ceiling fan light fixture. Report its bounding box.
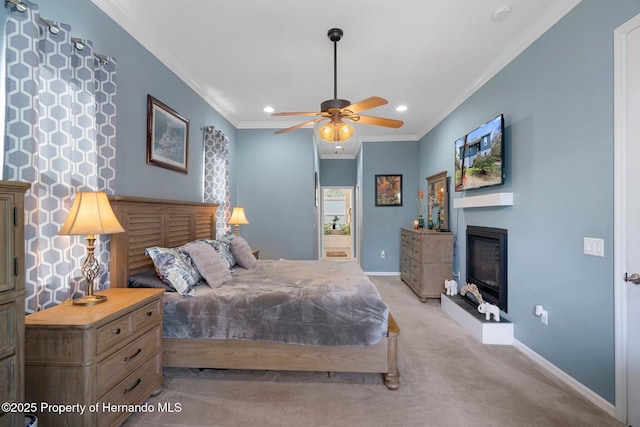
[318,120,354,143]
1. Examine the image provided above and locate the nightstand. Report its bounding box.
[24,288,164,427]
[252,248,260,259]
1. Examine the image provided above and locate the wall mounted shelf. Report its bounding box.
[452,192,513,208]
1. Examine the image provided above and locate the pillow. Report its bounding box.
[197,239,236,269]
[183,242,232,288]
[230,236,257,269]
[128,269,176,292]
[176,242,204,283]
[145,246,197,296]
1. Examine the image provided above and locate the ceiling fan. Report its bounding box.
[272,28,403,142]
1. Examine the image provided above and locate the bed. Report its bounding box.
[108,195,400,390]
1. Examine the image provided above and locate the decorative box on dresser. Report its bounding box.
[400,228,453,302]
[0,181,29,427]
[24,288,164,427]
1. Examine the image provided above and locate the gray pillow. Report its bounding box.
[230,236,257,269]
[184,242,232,288]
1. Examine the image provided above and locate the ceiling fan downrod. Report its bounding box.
[322,28,350,112]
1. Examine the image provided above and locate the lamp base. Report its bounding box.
[72,294,107,306]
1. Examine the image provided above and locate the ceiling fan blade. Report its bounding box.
[343,96,388,114]
[272,111,322,117]
[347,115,404,129]
[274,118,327,134]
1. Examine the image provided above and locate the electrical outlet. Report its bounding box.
[535,305,549,325]
[380,250,385,259]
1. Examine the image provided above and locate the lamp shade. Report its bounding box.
[58,191,124,236]
[228,207,249,225]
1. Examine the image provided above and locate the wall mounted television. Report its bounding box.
[454,114,505,192]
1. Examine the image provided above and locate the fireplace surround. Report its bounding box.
[466,226,508,312]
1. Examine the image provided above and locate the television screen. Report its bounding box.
[454,114,505,192]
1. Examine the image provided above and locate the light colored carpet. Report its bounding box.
[123,276,622,427]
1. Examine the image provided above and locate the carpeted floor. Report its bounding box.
[123,276,622,427]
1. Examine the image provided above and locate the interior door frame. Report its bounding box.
[320,186,356,260]
[613,13,640,424]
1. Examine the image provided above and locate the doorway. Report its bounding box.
[614,14,640,426]
[321,187,354,260]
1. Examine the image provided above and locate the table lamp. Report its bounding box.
[58,191,125,305]
[228,207,249,236]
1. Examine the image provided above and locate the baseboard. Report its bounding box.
[512,339,616,418]
[365,271,401,276]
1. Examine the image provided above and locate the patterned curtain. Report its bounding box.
[202,126,230,237]
[3,1,117,312]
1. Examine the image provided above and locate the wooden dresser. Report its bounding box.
[0,181,29,427]
[400,228,453,301]
[24,288,164,427]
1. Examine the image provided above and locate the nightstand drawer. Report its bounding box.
[97,313,134,355]
[134,299,162,331]
[0,355,17,406]
[0,302,16,359]
[98,352,162,427]
[97,325,161,396]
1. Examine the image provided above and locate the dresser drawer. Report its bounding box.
[97,325,161,396]
[409,257,421,276]
[134,299,162,331]
[0,302,16,359]
[98,352,162,427]
[97,313,134,355]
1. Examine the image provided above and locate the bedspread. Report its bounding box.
[162,259,389,346]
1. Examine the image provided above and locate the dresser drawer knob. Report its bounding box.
[146,311,153,317]
[124,378,142,395]
[124,348,143,362]
[112,327,121,335]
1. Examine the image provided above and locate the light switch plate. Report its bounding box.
[584,237,604,257]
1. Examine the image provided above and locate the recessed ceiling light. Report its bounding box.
[263,106,274,113]
[396,105,407,112]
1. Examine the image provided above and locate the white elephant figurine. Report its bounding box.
[444,279,458,296]
[478,302,500,321]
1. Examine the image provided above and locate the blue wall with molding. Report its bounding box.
[417,0,640,404]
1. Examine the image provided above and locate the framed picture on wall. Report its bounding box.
[146,94,189,173]
[375,174,403,206]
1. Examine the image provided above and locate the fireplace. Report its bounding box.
[466,226,508,312]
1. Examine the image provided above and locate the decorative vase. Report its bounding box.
[427,215,434,229]
[437,210,443,231]
[418,215,424,228]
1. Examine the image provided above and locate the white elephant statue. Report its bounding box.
[444,279,458,296]
[477,302,500,321]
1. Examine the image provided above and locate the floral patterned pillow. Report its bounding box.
[196,238,236,269]
[145,246,197,296]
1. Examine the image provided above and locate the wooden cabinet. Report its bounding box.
[0,181,29,427]
[24,288,164,427]
[400,228,453,302]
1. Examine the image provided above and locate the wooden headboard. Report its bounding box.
[108,195,218,287]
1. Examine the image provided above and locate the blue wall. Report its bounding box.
[361,141,419,272]
[418,0,640,404]
[22,0,237,202]
[319,159,356,186]
[236,129,317,260]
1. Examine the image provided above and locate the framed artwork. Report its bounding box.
[426,171,449,230]
[147,94,189,173]
[375,174,402,206]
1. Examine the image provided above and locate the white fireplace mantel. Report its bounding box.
[452,192,513,208]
